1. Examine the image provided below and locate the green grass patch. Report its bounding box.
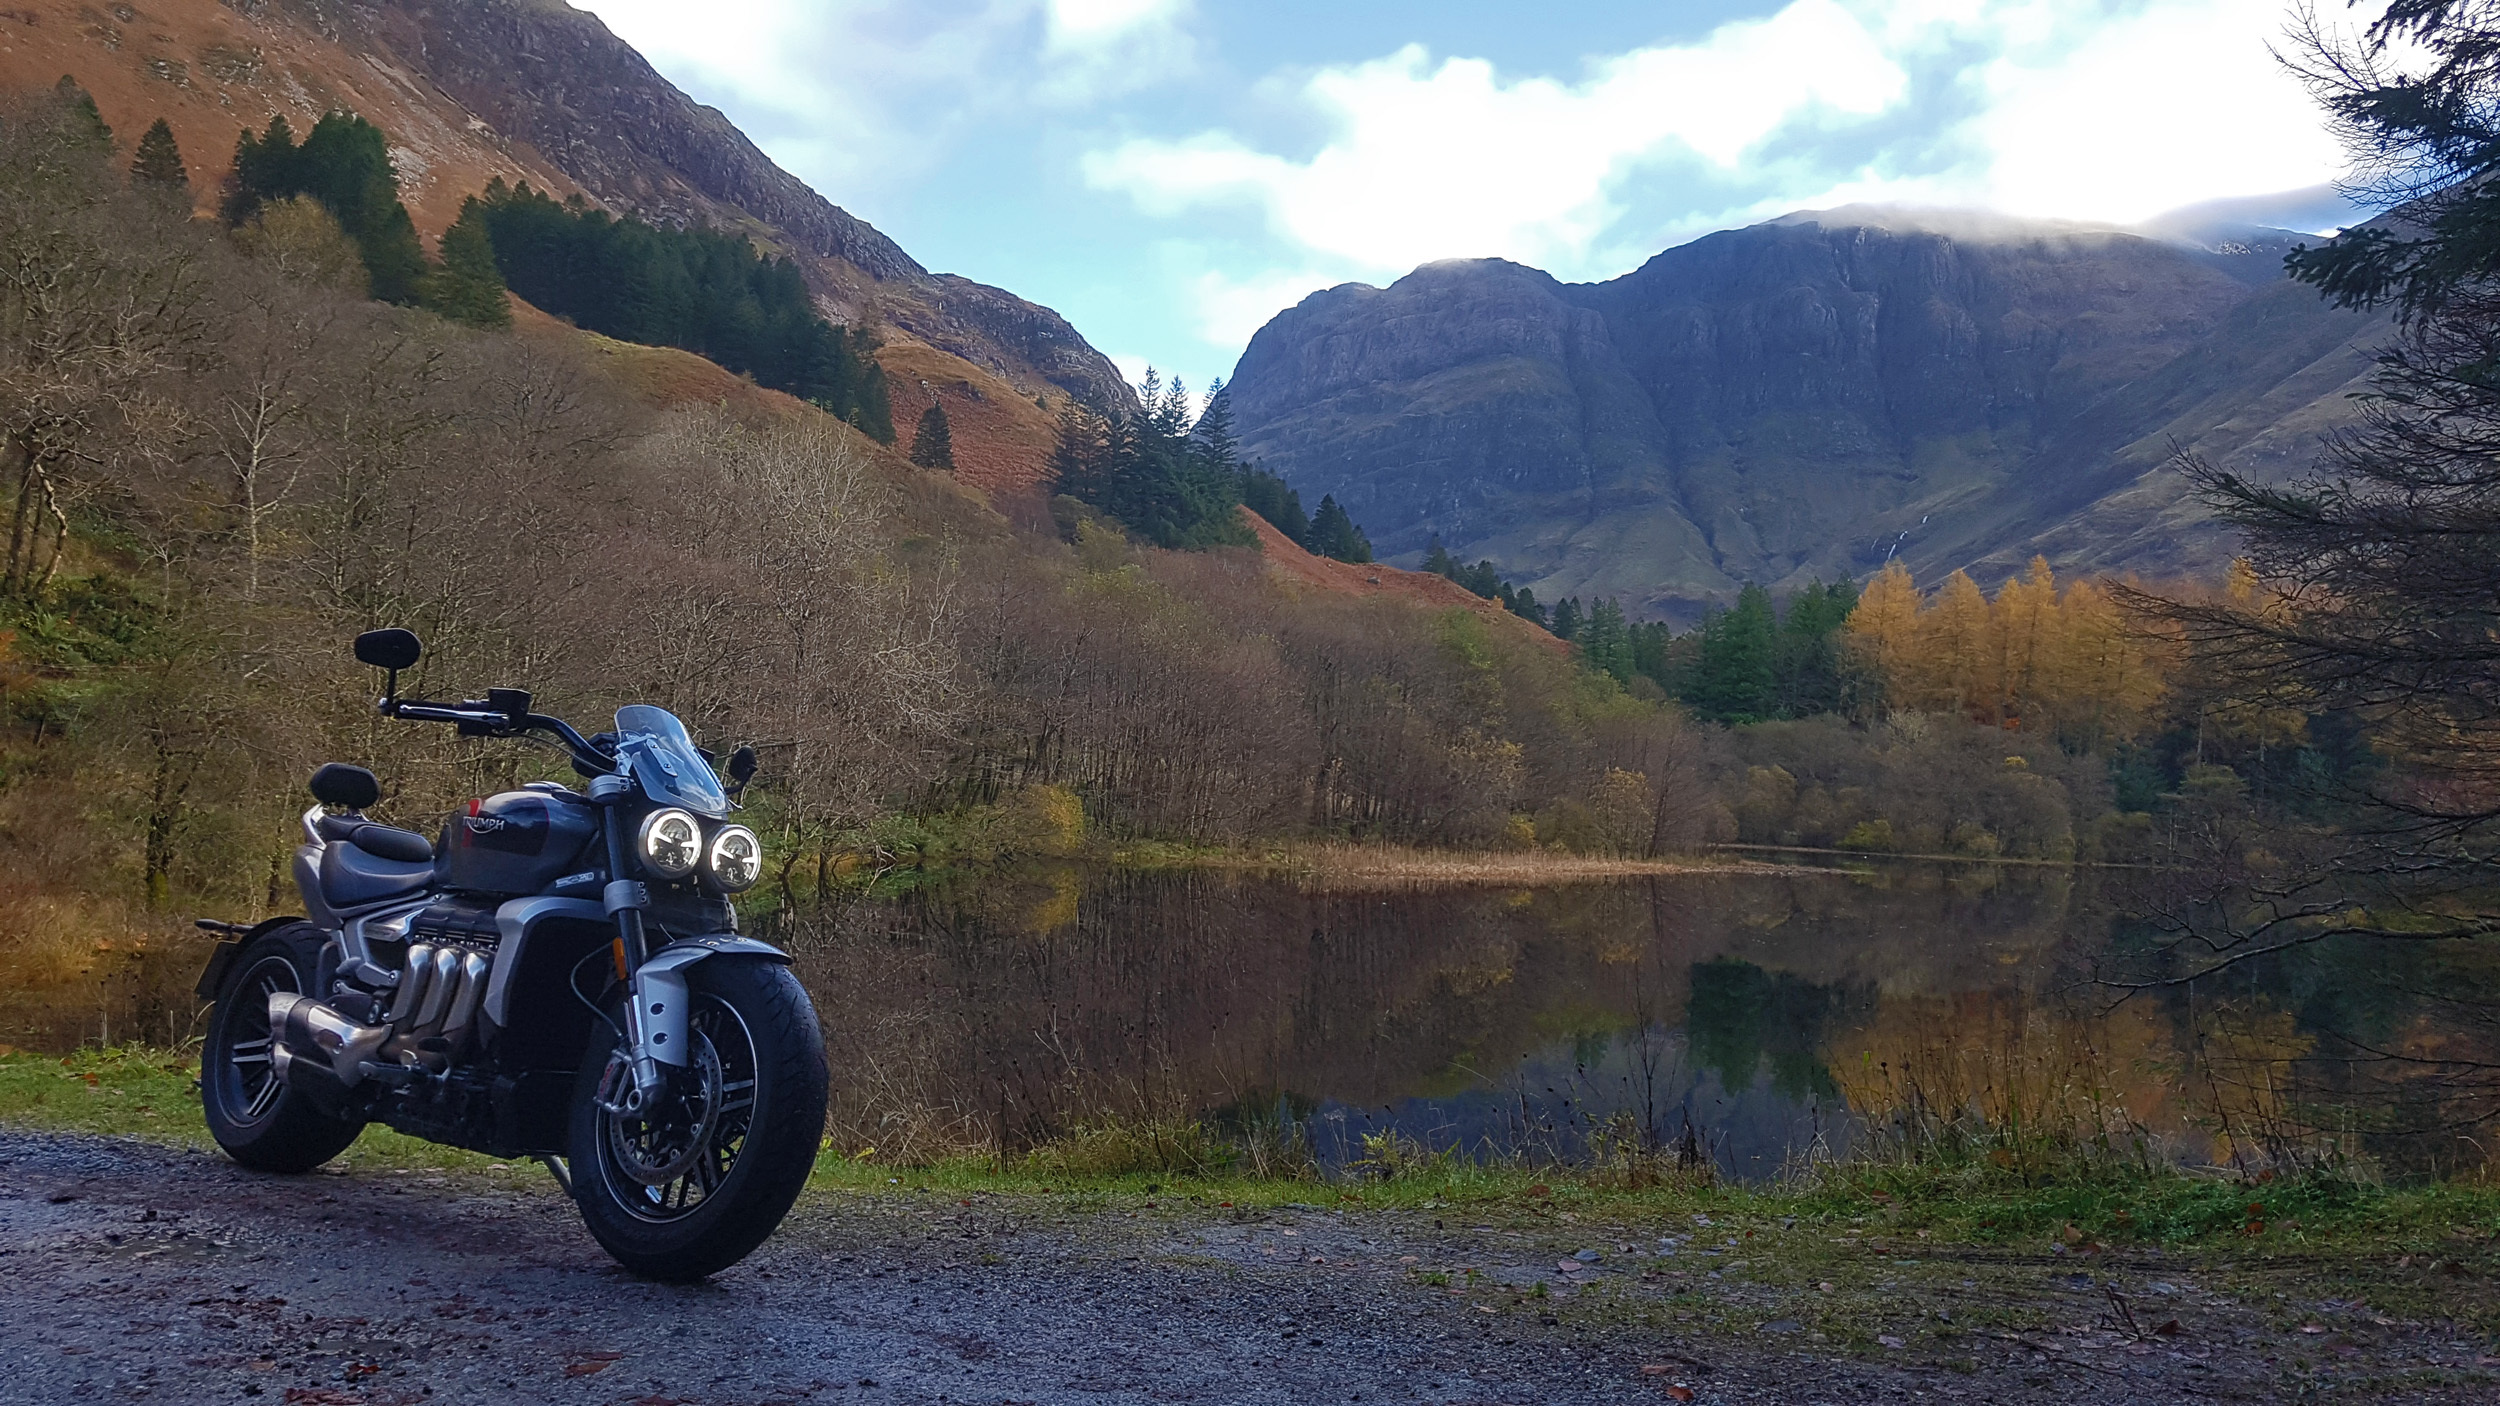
[12,1047,2500,1263]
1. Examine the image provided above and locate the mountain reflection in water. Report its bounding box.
[770,861,2141,1177]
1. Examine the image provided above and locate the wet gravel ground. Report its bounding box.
[2,1129,2495,1405]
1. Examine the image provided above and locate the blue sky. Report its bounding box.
[572,0,2369,398]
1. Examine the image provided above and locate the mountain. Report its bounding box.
[1224,206,2386,623]
[0,0,1132,415]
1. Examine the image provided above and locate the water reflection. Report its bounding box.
[769,860,2131,1178]
[14,855,2489,1179]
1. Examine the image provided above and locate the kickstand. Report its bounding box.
[537,1154,574,1197]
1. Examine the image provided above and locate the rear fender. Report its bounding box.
[632,937,792,1069]
[193,916,312,1001]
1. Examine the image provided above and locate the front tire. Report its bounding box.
[202,922,366,1172]
[567,958,828,1282]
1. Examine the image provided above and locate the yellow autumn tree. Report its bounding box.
[1922,569,1994,716]
[1989,557,2059,731]
[1842,559,2171,745]
[1845,560,1921,696]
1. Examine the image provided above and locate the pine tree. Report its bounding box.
[1239,468,1309,541]
[1578,599,1637,683]
[1552,597,1584,641]
[1307,495,1373,563]
[1771,578,1859,717]
[1686,585,1777,720]
[1193,378,1240,466]
[130,117,187,195]
[223,112,429,303]
[418,199,511,327]
[52,77,110,151]
[1423,535,1457,578]
[909,402,956,470]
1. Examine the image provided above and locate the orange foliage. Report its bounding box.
[1846,557,2169,747]
[1238,508,1567,655]
[874,340,1061,504]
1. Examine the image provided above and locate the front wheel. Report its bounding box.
[566,957,828,1281]
[202,922,366,1172]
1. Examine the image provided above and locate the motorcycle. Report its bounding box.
[193,628,828,1281]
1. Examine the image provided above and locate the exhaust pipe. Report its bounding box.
[385,942,439,1026]
[411,945,462,1033]
[436,951,492,1055]
[267,991,390,1089]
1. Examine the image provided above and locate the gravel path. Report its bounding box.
[0,1129,2491,1405]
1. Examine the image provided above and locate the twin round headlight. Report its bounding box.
[636,808,762,892]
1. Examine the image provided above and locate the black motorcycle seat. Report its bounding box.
[347,823,433,864]
[318,834,433,907]
[311,813,434,863]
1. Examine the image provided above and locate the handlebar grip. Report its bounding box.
[389,702,510,728]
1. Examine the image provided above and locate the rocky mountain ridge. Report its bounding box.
[1225,207,2386,623]
[0,0,1133,412]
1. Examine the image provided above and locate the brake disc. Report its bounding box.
[602,1030,724,1188]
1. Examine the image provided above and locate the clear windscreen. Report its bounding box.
[614,704,729,816]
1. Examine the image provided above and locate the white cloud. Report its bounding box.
[574,0,1192,192]
[1087,0,2360,366]
[1959,0,2346,224]
[1188,267,1350,350]
[1085,0,1906,275]
[1046,0,1185,50]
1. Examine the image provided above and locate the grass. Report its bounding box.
[12,1047,2499,1263]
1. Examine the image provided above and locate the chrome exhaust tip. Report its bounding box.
[267,991,390,1088]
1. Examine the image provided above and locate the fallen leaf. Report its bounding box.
[1527,1184,1550,1198]
[2155,1319,2184,1336]
[1666,1389,1697,1403]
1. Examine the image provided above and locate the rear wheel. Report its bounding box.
[567,958,827,1282]
[202,923,366,1172]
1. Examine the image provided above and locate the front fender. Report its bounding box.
[632,936,792,1068]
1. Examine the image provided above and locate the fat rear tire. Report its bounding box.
[202,922,366,1173]
[567,957,827,1282]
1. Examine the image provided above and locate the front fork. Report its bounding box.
[594,781,688,1114]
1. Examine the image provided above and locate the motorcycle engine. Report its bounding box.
[370,899,503,1070]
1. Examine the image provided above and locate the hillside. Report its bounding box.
[0,0,1130,433]
[1225,207,2385,623]
[877,340,1063,505]
[1239,507,1566,654]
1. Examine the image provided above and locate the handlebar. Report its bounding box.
[381,695,615,774]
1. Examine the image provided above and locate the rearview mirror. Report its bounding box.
[354,628,423,672]
[727,745,758,795]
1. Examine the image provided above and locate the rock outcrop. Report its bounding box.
[1225,208,2383,622]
